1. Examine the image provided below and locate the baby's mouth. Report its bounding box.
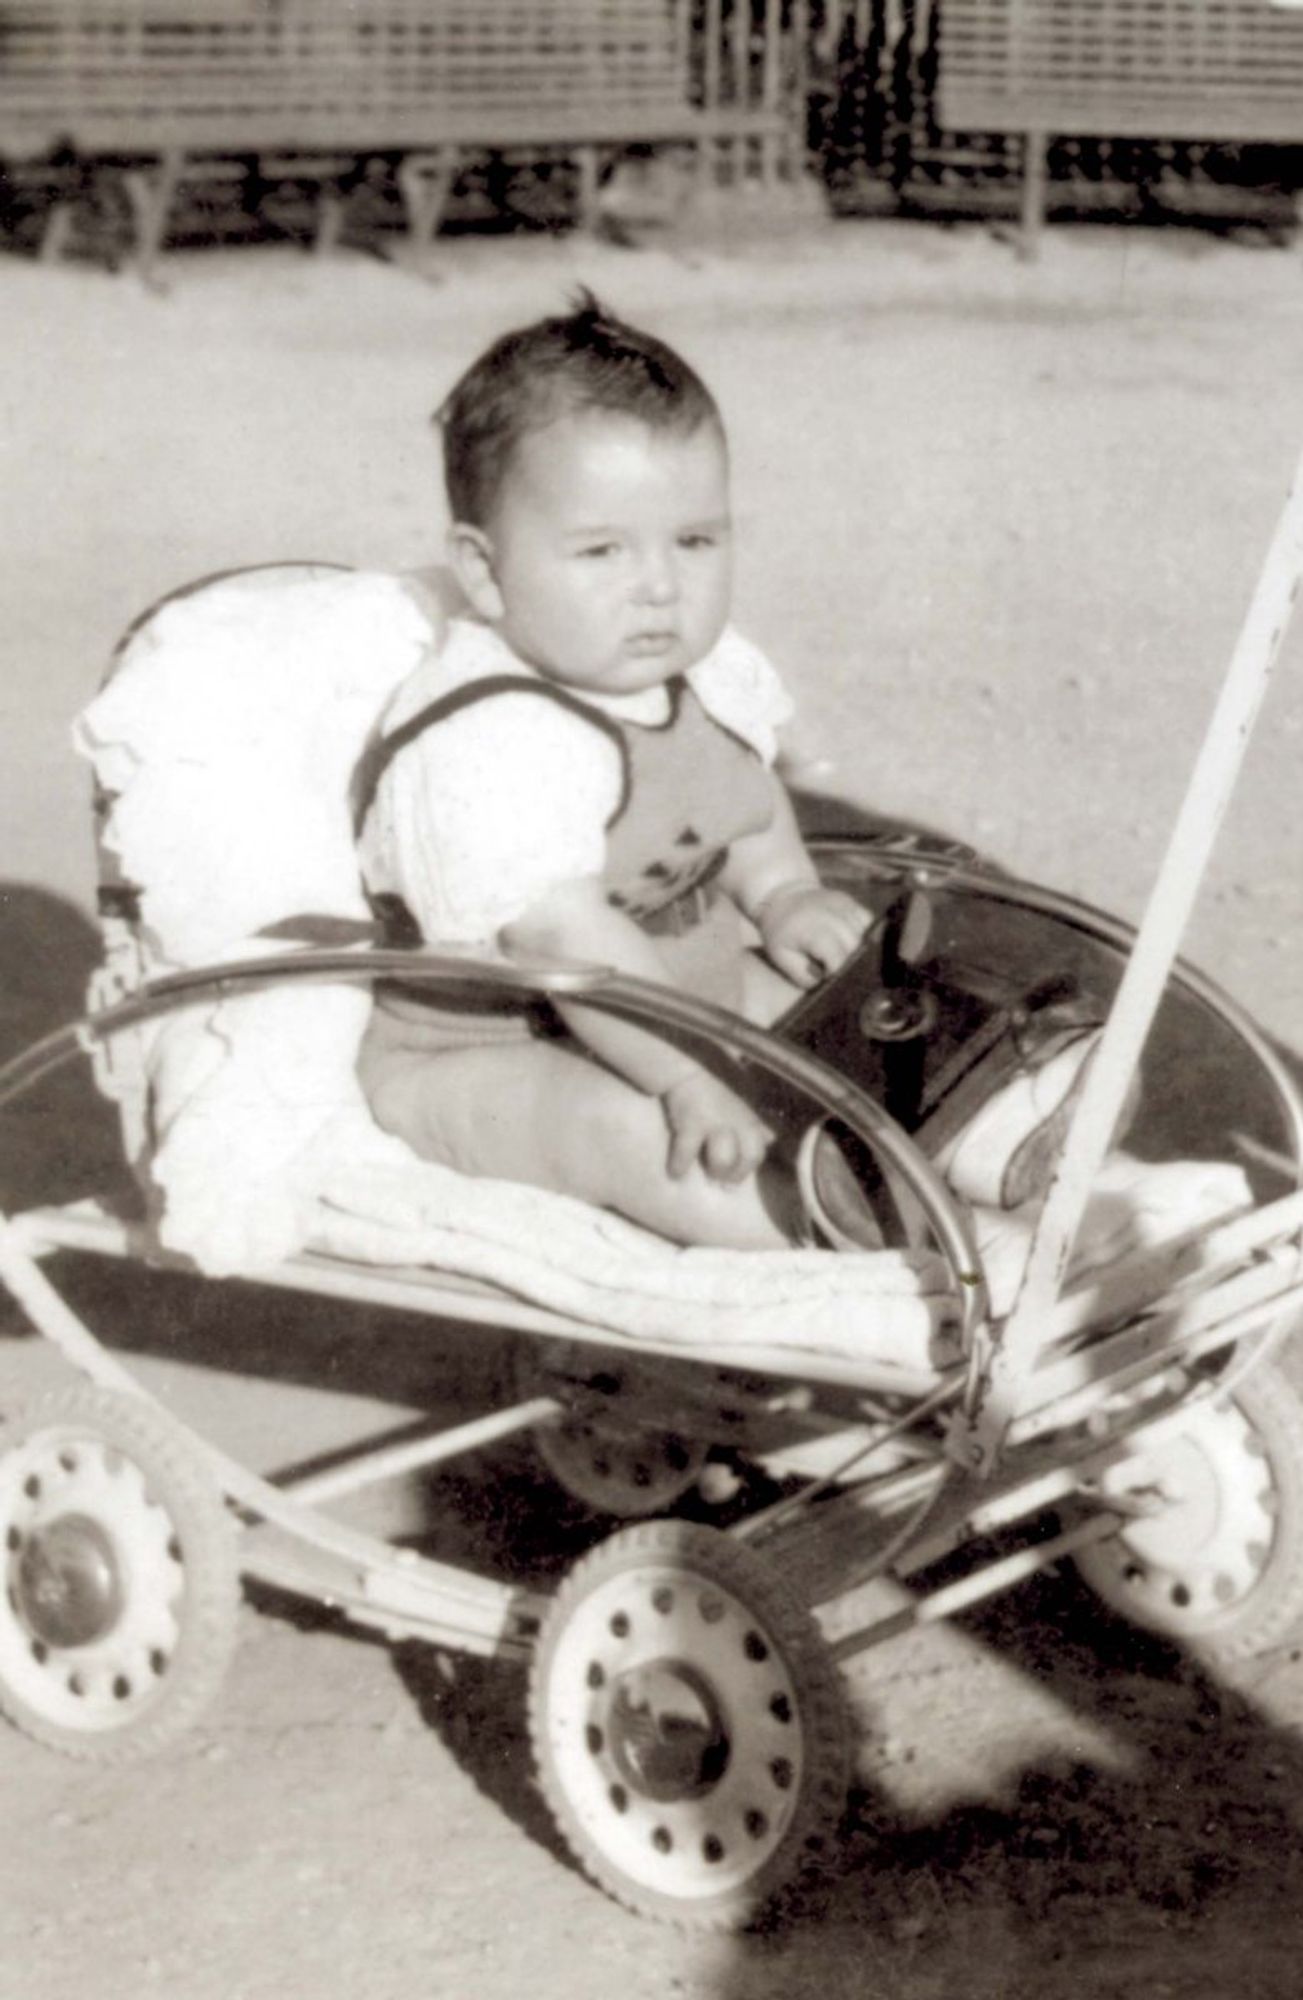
[626,631,678,657]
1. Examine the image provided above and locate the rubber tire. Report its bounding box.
[529,1518,850,1930]
[0,1385,240,1760]
[1072,1361,1303,1665]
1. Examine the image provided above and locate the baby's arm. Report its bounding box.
[723,774,870,987]
[501,878,774,1185]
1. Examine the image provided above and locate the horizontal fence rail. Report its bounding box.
[940,0,1303,142]
[0,0,811,270]
[934,0,1303,248]
[0,0,699,151]
[1,1,1300,267]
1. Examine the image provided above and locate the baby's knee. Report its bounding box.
[575,1080,794,1249]
[556,1071,674,1195]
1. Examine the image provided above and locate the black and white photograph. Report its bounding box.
[3,4,1303,1995]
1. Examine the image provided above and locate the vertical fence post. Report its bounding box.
[703,0,724,188]
[732,0,752,186]
[762,0,784,183]
[791,0,811,180]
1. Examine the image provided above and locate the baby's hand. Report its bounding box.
[660,1070,774,1184]
[757,882,871,988]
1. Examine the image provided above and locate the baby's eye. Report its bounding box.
[577,541,619,560]
[678,532,717,551]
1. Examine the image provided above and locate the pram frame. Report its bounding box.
[4,839,1303,1922]
[3,436,1303,1920]
[4,852,1303,1668]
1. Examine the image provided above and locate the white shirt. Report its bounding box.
[361,618,794,945]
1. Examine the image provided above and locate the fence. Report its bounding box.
[1,0,1300,267]
[0,0,814,267]
[936,0,1303,247]
[816,0,1303,224]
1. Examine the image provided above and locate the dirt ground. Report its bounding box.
[3,210,1303,1999]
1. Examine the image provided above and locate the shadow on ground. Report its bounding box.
[389,1501,1303,1999]
[0,881,124,1212]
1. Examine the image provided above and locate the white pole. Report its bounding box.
[956,442,1303,1474]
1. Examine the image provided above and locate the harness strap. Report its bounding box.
[351,673,632,836]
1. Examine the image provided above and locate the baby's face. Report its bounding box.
[473,408,733,695]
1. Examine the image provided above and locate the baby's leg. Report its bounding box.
[359,1033,799,1251]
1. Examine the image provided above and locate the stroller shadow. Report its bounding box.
[386,1453,607,1875]
[0,881,126,1213]
[38,1250,519,1411]
[388,1482,1303,1993]
[719,1569,1303,1995]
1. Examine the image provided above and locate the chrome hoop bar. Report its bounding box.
[810,833,1303,1183]
[0,945,989,1344]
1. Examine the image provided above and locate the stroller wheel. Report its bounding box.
[529,1519,849,1928]
[513,1342,710,1519]
[534,1417,709,1519]
[0,1385,239,1760]
[1072,1360,1303,1664]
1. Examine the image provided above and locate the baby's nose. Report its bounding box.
[633,549,678,604]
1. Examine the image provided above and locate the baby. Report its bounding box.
[356,294,871,1249]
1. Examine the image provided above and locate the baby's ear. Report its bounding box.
[446,523,504,622]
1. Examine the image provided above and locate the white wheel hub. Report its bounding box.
[1083,1398,1276,1623]
[0,1425,189,1731]
[538,1559,809,1903]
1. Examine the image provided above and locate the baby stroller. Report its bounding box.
[2,499,1302,1931]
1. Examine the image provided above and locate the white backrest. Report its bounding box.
[76,564,450,967]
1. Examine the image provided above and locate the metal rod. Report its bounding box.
[1009,1276,1303,1452]
[281,1396,562,1506]
[893,1467,1093,1583]
[804,1455,1091,1612]
[735,1370,962,1541]
[0,1211,540,1655]
[828,1511,1123,1663]
[748,1458,949,1583]
[1041,1184,1303,1353]
[959,441,1303,1473]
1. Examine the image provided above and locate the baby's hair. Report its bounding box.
[437,290,721,528]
